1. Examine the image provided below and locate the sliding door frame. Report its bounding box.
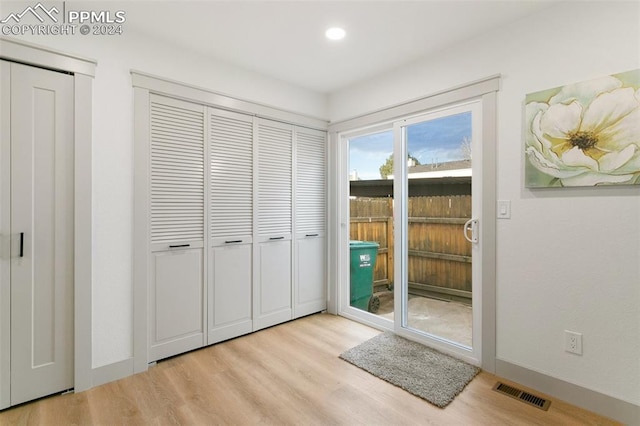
[328,75,498,372]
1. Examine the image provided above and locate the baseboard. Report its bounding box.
[495,358,639,425]
[92,358,134,388]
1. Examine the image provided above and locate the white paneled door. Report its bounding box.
[4,61,74,405]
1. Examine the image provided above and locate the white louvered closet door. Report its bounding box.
[208,108,254,343]
[148,94,205,362]
[294,127,327,318]
[254,118,293,331]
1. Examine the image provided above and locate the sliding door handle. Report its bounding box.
[463,219,478,244]
[19,232,24,257]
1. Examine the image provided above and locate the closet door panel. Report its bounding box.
[294,127,327,318]
[256,119,292,241]
[210,109,253,246]
[150,95,205,250]
[6,62,74,406]
[149,248,204,362]
[209,244,252,343]
[295,236,326,317]
[148,95,205,360]
[255,240,292,331]
[208,108,254,342]
[254,118,293,330]
[295,127,326,238]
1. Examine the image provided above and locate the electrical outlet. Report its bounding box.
[565,330,583,355]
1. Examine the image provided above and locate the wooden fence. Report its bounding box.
[350,196,472,303]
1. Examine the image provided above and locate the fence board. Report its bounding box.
[350,196,472,302]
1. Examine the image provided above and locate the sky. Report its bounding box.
[349,111,472,180]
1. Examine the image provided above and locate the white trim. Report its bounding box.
[73,73,93,392]
[203,106,211,345]
[132,87,150,374]
[0,40,95,401]
[338,122,397,141]
[130,70,328,131]
[329,75,500,132]
[326,132,339,315]
[480,91,497,373]
[403,169,472,179]
[0,37,96,77]
[0,60,11,410]
[496,359,640,424]
[92,358,134,388]
[339,309,393,333]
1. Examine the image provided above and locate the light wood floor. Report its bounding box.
[0,313,618,425]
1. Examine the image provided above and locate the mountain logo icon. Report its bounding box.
[1,3,59,24]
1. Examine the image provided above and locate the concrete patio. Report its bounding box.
[375,291,472,347]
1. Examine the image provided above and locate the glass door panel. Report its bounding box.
[395,102,481,361]
[346,130,394,322]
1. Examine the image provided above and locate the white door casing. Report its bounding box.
[0,39,95,408]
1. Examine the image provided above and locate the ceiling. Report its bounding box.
[122,1,560,94]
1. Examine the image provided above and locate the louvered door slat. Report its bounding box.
[150,139,204,151]
[210,110,253,239]
[150,96,204,244]
[296,128,326,233]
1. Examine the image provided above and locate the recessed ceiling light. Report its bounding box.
[325,27,346,41]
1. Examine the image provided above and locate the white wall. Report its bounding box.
[329,1,640,406]
[11,28,327,368]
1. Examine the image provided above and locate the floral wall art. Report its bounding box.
[525,69,640,187]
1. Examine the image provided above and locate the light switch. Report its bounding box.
[497,200,511,219]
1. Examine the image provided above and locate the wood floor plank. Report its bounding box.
[0,313,620,425]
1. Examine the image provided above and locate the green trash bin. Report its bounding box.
[349,241,380,313]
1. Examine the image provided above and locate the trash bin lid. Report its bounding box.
[349,241,380,249]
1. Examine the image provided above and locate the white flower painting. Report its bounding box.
[525,69,640,187]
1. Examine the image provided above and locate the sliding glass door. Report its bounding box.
[394,101,482,364]
[340,100,483,365]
